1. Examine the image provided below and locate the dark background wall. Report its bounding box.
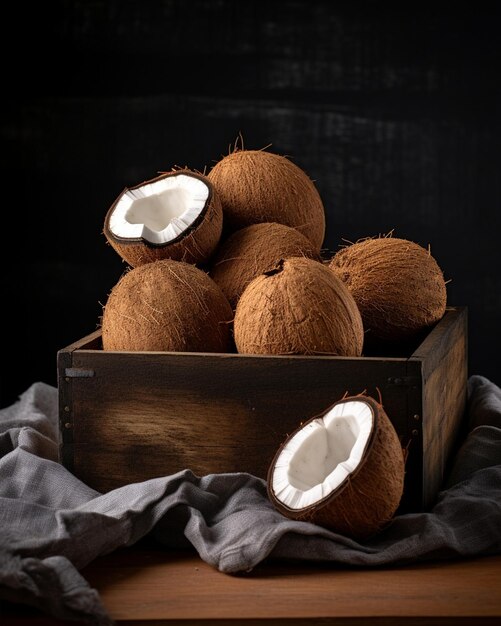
[1,1,500,407]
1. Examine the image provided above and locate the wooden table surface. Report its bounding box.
[2,546,501,625]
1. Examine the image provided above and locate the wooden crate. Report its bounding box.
[58,306,467,512]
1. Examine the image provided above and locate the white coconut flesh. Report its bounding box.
[108,174,209,245]
[271,400,374,509]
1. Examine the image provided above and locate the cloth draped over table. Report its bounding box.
[0,375,500,625]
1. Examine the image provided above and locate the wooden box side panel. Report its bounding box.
[61,350,419,502]
[411,307,468,509]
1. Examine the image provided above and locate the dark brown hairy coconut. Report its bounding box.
[267,395,405,539]
[234,257,364,356]
[101,259,233,352]
[329,236,447,342]
[207,149,326,251]
[209,222,321,309]
[103,170,223,268]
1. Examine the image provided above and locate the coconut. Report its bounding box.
[207,148,326,251]
[101,259,233,352]
[233,257,364,356]
[329,236,447,342]
[209,222,321,310]
[103,170,222,267]
[267,394,405,539]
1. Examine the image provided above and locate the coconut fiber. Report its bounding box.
[101,259,233,353]
[329,236,447,341]
[234,256,364,356]
[207,149,326,250]
[210,222,320,309]
[1,375,501,624]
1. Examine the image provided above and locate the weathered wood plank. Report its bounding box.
[410,308,468,508]
[410,307,468,379]
[60,299,466,515]
[69,349,410,493]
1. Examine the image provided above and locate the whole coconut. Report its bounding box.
[101,260,233,352]
[234,257,364,356]
[207,149,326,251]
[209,222,321,309]
[329,236,447,342]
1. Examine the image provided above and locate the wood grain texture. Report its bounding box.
[3,549,501,624]
[411,307,468,507]
[84,549,501,623]
[64,349,409,490]
[58,308,467,512]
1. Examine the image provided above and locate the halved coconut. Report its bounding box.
[104,170,222,267]
[267,395,405,539]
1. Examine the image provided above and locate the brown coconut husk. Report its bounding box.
[207,148,326,251]
[233,256,364,356]
[103,170,223,268]
[329,235,447,342]
[267,394,406,539]
[209,222,321,310]
[101,259,233,352]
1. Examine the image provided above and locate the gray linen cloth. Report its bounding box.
[1,375,500,624]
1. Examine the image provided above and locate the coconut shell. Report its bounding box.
[103,170,223,268]
[267,395,405,539]
[207,149,326,251]
[101,259,233,352]
[209,222,321,310]
[329,236,447,342]
[234,257,364,356]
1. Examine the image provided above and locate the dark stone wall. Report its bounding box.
[1,1,500,405]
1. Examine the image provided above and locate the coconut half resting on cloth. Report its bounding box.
[267,395,406,539]
[104,170,222,267]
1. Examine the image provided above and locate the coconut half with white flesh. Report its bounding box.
[104,170,223,267]
[267,395,405,539]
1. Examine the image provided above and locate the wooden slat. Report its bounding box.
[402,357,424,511]
[56,347,74,472]
[60,309,467,511]
[57,329,102,353]
[410,307,468,379]
[68,350,411,499]
[410,308,468,508]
